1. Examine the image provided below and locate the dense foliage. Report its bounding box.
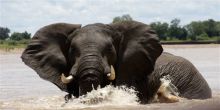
[0,28,31,48]
[10,31,31,41]
[112,14,133,23]
[0,28,31,41]
[0,27,10,40]
[0,15,219,47]
[113,15,220,41]
[151,19,220,41]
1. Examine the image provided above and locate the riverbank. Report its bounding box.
[162,44,220,48]
[161,40,220,45]
[0,48,24,54]
[1,44,219,54]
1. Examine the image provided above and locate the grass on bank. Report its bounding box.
[0,40,29,51]
[160,36,220,42]
[0,36,219,50]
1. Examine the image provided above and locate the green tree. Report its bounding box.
[22,31,31,39]
[150,22,169,40]
[10,31,31,41]
[112,14,133,23]
[0,27,10,40]
[10,32,22,41]
[216,21,220,36]
[168,18,180,39]
[178,27,188,40]
[186,21,206,40]
[186,21,205,36]
[203,19,218,37]
[168,18,187,40]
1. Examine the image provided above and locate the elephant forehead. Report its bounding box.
[72,33,112,48]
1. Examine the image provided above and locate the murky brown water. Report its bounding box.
[0,45,220,110]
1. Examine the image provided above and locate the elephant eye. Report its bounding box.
[70,45,80,57]
[104,44,113,54]
[104,45,116,58]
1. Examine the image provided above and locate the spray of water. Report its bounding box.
[1,75,181,109]
[63,85,139,108]
[153,75,181,103]
[1,85,139,109]
[160,75,179,96]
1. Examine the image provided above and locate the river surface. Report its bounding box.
[0,44,220,110]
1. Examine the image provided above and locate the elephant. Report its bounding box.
[151,52,212,103]
[21,21,211,104]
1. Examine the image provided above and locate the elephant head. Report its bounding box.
[21,21,163,103]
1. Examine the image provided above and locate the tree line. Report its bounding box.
[113,15,220,41]
[1,15,219,42]
[0,27,31,41]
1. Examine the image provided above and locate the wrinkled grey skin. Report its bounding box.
[21,21,211,104]
[151,52,212,100]
[21,21,162,103]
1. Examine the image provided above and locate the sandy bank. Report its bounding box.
[0,44,219,55]
[0,48,24,55]
[162,44,220,48]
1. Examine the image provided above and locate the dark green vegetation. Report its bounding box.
[150,19,220,42]
[113,15,220,43]
[112,14,133,23]
[0,27,31,49]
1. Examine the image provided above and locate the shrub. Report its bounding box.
[7,40,17,46]
[197,33,210,40]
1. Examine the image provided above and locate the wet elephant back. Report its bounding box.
[152,52,212,99]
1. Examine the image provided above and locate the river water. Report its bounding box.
[0,45,220,110]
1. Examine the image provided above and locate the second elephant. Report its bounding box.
[150,52,212,102]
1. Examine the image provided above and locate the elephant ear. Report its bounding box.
[21,23,81,92]
[110,21,163,85]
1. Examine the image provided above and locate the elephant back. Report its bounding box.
[152,52,212,99]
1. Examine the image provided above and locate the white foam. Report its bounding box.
[160,75,180,96]
[64,85,139,108]
[1,85,139,109]
[1,76,181,109]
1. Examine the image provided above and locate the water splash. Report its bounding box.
[153,75,181,103]
[160,75,179,96]
[0,75,182,109]
[1,85,139,109]
[64,85,139,108]
[1,79,220,109]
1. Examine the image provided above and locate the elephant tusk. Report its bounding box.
[107,65,115,81]
[61,73,73,84]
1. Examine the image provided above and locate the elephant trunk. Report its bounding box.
[77,53,104,95]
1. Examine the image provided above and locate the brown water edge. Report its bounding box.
[162,44,220,48]
[0,44,219,54]
[0,48,24,54]
[0,93,219,110]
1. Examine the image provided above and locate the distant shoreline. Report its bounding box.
[0,44,219,55]
[161,40,220,45]
[0,48,24,54]
[162,44,220,48]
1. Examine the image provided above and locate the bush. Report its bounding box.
[10,31,31,41]
[196,33,210,40]
[0,40,3,44]
[7,40,17,46]
[18,39,30,44]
